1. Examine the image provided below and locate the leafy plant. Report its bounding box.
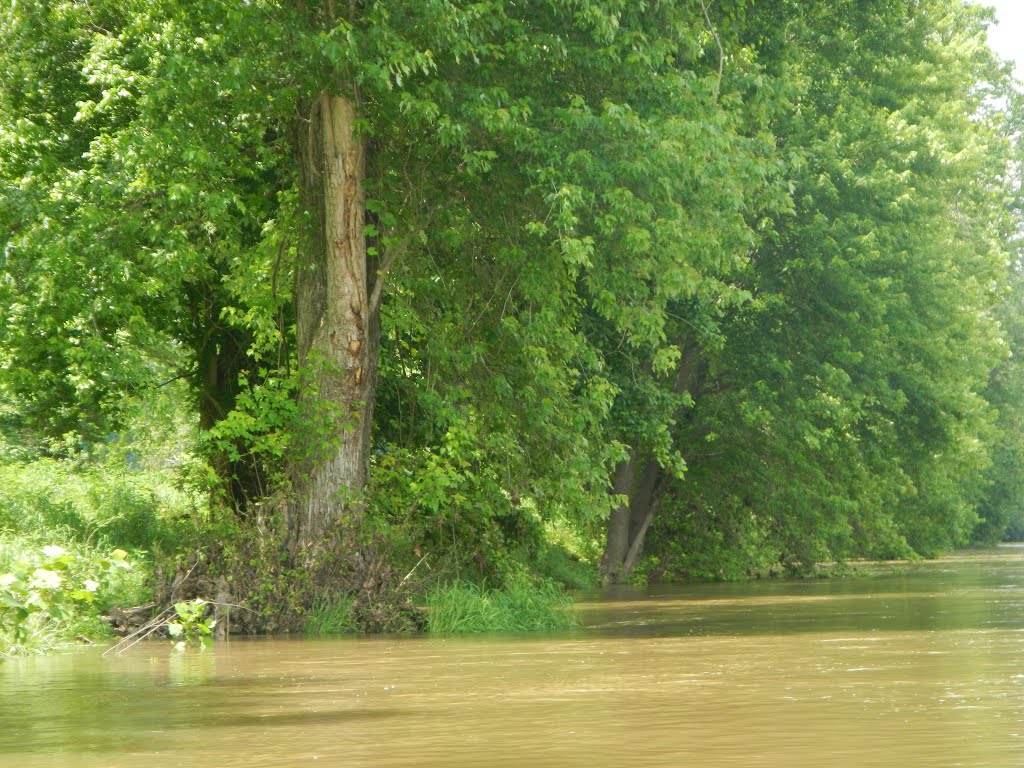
[0,544,133,653]
[167,598,217,648]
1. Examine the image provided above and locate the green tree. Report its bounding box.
[0,0,793,613]
[643,0,1017,577]
[3,0,1020,621]
[975,89,1024,544]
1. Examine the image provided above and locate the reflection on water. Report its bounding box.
[2,547,1022,767]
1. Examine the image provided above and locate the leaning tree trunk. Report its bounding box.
[599,458,636,582]
[599,340,708,584]
[599,454,664,585]
[621,464,668,577]
[287,93,377,556]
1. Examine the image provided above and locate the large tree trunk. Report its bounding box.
[287,92,377,556]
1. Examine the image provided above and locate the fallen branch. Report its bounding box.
[103,606,177,656]
[400,552,431,586]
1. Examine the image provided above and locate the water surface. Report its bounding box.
[2,546,1022,767]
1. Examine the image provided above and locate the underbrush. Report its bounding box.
[423,580,577,634]
[536,517,600,590]
[0,459,199,554]
[0,406,588,645]
[0,415,202,656]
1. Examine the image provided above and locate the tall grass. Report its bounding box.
[304,594,359,635]
[0,615,66,658]
[424,581,577,634]
[0,459,196,553]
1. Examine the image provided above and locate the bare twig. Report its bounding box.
[400,552,431,585]
[368,219,431,316]
[499,271,521,322]
[154,371,191,389]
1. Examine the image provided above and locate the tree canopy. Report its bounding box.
[1,0,1021,627]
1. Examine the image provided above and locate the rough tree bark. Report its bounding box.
[287,92,378,556]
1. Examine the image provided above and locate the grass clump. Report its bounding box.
[304,593,359,636]
[424,581,577,634]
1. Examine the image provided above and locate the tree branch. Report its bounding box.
[368,215,432,316]
[700,0,724,96]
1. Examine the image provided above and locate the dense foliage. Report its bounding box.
[1,0,1022,642]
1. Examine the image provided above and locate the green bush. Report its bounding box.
[424,580,577,634]
[535,517,600,589]
[534,544,597,590]
[167,598,219,647]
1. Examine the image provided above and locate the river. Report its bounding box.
[2,546,1022,767]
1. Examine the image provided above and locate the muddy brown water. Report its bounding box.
[2,546,1022,767]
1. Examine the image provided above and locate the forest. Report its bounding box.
[2,0,1023,650]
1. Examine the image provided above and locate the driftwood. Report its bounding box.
[103,605,178,656]
[104,603,158,635]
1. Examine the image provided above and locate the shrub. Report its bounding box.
[167,598,218,647]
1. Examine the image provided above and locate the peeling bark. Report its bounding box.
[288,93,377,556]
